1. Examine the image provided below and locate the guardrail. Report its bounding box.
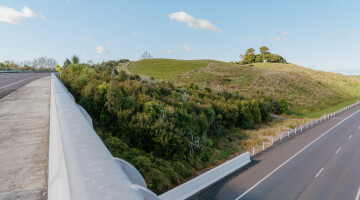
[160,152,250,200]
[249,101,360,156]
[48,73,159,200]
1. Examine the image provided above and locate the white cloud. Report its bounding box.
[169,11,221,32]
[82,37,93,41]
[183,44,199,52]
[282,31,290,36]
[347,30,359,35]
[95,45,109,54]
[167,50,175,54]
[106,41,112,45]
[82,51,87,55]
[131,32,138,37]
[271,37,288,42]
[326,33,339,38]
[0,5,45,25]
[271,37,282,42]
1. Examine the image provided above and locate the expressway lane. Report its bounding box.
[0,73,50,99]
[190,104,360,200]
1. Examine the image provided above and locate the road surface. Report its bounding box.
[0,76,51,200]
[0,73,50,99]
[190,104,360,200]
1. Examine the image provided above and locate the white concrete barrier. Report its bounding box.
[159,152,251,200]
[48,74,159,200]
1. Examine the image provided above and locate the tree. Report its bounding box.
[141,52,153,60]
[260,46,270,55]
[32,57,57,69]
[239,54,245,61]
[245,48,255,55]
[71,55,80,64]
[63,59,71,68]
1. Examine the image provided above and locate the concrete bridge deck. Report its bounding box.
[0,76,51,200]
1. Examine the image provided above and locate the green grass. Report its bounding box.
[128,59,229,80]
[305,97,360,118]
[175,62,360,116]
[128,59,360,116]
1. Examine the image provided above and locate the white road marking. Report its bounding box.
[235,109,360,200]
[355,186,360,200]
[336,147,341,154]
[315,167,324,178]
[349,135,353,140]
[0,77,36,90]
[357,126,360,130]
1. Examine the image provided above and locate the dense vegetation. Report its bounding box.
[238,46,287,64]
[61,61,288,194]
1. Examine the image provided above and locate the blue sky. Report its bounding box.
[1,0,360,74]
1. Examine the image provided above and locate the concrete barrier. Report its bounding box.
[160,152,251,200]
[48,74,159,200]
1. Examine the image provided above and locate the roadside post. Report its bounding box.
[56,65,61,80]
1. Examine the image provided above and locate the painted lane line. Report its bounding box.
[335,147,341,154]
[356,186,360,200]
[235,109,360,200]
[0,77,38,90]
[349,135,353,140]
[315,167,324,178]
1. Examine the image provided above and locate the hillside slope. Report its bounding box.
[128,59,229,80]
[130,59,360,115]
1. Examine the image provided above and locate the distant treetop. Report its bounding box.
[238,46,286,64]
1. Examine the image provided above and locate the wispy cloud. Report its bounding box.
[167,50,175,54]
[95,45,109,54]
[326,33,339,38]
[282,31,291,36]
[326,30,359,39]
[183,44,199,52]
[271,37,288,42]
[0,5,45,25]
[106,41,112,45]
[82,37,93,41]
[347,30,360,35]
[82,51,87,55]
[271,31,290,42]
[169,11,221,32]
[131,32,138,37]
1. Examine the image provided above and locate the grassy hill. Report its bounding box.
[128,59,228,80]
[129,59,360,116]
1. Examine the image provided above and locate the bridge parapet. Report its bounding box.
[49,74,159,200]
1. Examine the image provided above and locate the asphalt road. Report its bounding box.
[0,73,51,99]
[190,104,360,200]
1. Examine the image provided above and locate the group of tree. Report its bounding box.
[0,57,57,71]
[60,61,288,194]
[141,51,153,60]
[239,46,287,64]
[63,55,130,69]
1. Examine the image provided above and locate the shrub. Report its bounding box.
[278,98,288,114]
[148,169,171,194]
[132,156,152,175]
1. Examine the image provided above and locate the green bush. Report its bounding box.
[278,98,288,114]
[132,156,152,175]
[148,169,171,193]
